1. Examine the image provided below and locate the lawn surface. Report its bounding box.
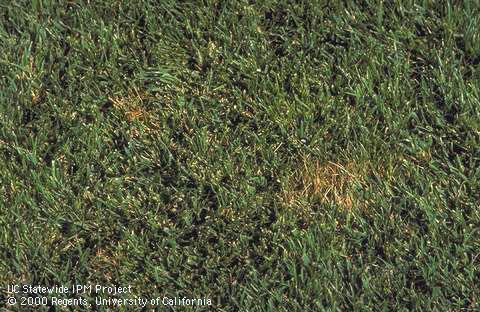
[1,0,479,310]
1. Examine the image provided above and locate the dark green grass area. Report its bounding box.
[1,0,480,310]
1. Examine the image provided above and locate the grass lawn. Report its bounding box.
[1,0,479,310]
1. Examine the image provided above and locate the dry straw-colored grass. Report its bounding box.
[109,89,150,122]
[282,152,422,216]
[108,88,162,136]
[283,156,370,211]
[89,247,121,282]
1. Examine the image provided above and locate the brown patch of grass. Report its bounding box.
[108,88,163,134]
[283,156,369,212]
[91,248,119,267]
[89,248,121,282]
[31,90,42,105]
[109,89,150,122]
[281,153,411,221]
[403,149,433,167]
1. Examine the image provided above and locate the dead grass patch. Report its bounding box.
[109,89,150,122]
[89,248,121,282]
[282,154,410,220]
[282,156,371,212]
[108,88,162,134]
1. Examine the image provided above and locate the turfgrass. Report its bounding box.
[1,0,479,310]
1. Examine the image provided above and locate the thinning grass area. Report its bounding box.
[285,157,368,210]
[1,0,480,310]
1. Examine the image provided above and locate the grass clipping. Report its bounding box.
[283,156,369,211]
